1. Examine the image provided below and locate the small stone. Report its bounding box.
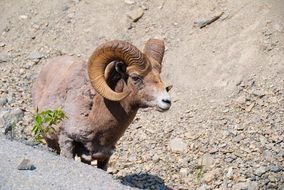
[247,181,259,190]
[203,170,217,183]
[200,153,215,169]
[226,167,234,179]
[0,97,8,106]
[269,165,282,173]
[245,103,255,112]
[124,0,135,5]
[196,184,209,190]
[128,154,136,162]
[219,143,227,148]
[19,68,25,75]
[141,5,148,10]
[108,167,119,174]
[178,157,189,165]
[252,90,265,98]
[32,24,40,30]
[209,148,218,154]
[62,5,70,11]
[19,15,28,20]
[24,61,36,69]
[152,154,159,163]
[268,175,277,182]
[279,150,284,158]
[0,42,5,47]
[236,96,246,105]
[263,150,273,161]
[10,108,24,122]
[254,166,267,176]
[0,54,9,63]
[179,168,189,177]
[278,184,284,190]
[225,155,236,163]
[28,51,44,60]
[259,135,268,145]
[184,132,195,139]
[127,8,144,22]
[17,159,36,170]
[169,137,187,152]
[232,182,248,190]
[4,122,13,135]
[266,182,278,189]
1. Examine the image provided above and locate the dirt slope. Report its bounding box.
[0,0,283,189]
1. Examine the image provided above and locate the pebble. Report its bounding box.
[124,0,135,5]
[19,15,28,20]
[169,137,187,153]
[252,89,265,98]
[196,184,209,190]
[226,167,234,179]
[245,103,255,112]
[236,95,247,105]
[0,97,8,106]
[0,54,9,63]
[254,166,267,176]
[203,170,216,183]
[28,51,44,60]
[0,42,5,47]
[24,61,36,69]
[19,68,25,75]
[259,135,268,145]
[127,8,144,22]
[152,154,159,163]
[17,158,36,170]
[179,168,189,177]
[279,185,284,190]
[247,181,259,190]
[269,165,282,173]
[199,153,215,169]
[232,182,248,190]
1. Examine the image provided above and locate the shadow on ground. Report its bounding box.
[118,173,173,190]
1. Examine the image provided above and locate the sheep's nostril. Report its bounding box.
[162,99,171,105]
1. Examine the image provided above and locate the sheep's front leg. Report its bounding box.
[58,134,74,158]
[97,157,110,171]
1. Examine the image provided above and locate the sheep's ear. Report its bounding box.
[115,61,127,76]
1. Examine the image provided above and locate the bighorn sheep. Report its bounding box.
[32,39,172,170]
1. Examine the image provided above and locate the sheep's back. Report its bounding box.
[32,56,92,111]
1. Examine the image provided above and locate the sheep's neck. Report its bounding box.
[88,80,138,146]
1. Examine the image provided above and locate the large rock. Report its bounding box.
[0,136,135,190]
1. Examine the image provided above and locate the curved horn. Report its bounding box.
[88,40,149,101]
[144,39,165,72]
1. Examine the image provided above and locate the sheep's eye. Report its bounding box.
[131,75,142,82]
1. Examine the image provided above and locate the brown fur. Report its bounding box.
[32,53,169,170]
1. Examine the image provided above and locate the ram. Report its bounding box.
[32,39,172,170]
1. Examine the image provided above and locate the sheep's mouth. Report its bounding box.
[156,106,170,112]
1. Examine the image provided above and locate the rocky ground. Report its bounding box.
[0,0,283,189]
[0,136,134,190]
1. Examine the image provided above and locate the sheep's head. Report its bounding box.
[88,39,171,111]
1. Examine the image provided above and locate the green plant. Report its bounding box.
[195,163,204,184]
[32,107,66,142]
